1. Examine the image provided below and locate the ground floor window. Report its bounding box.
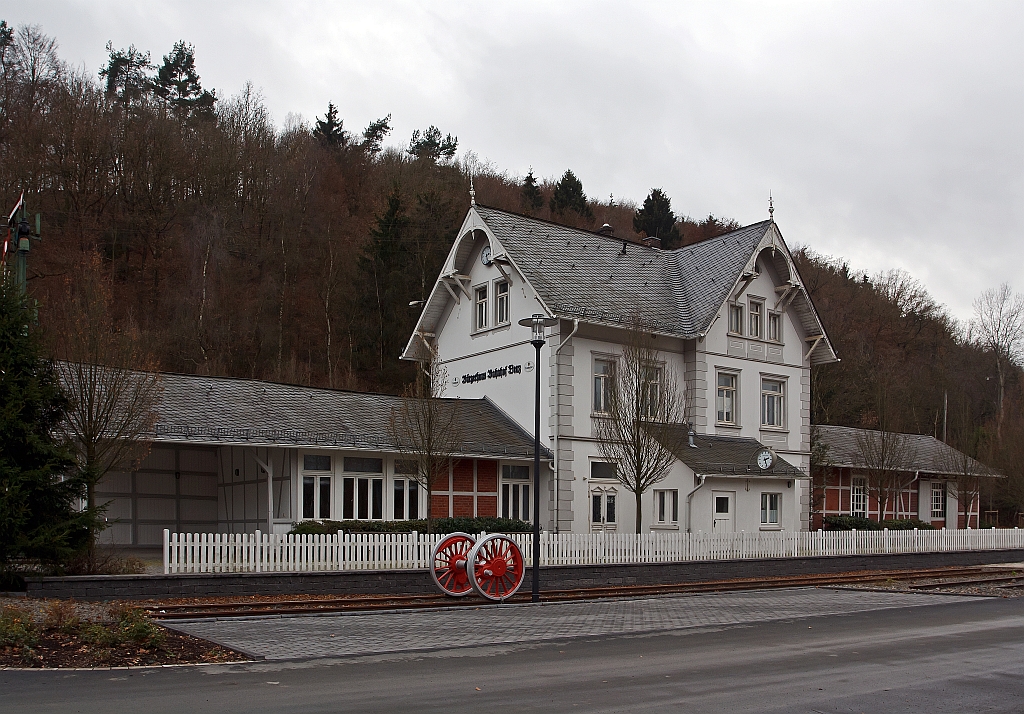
[302,475,331,519]
[761,492,780,525]
[341,476,384,520]
[655,489,678,524]
[931,482,946,519]
[393,478,420,520]
[851,477,866,517]
[502,482,530,521]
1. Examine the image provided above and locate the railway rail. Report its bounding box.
[143,565,1022,620]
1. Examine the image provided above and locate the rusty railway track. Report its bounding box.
[144,565,1020,620]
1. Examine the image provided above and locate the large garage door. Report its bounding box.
[95,444,220,546]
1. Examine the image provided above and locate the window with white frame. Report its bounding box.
[931,482,946,519]
[593,359,615,414]
[760,378,785,428]
[761,492,780,525]
[501,482,530,521]
[749,300,763,339]
[640,365,663,420]
[729,304,744,334]
[767,312,782,342]
[851,477,867,517]
[717,372,738,424]
[301,454,332,520]
[591,461,617,480]
[393,459,419,520]
[495,280,510,325]
[474,286,488,330]
[341,457,384,520]
[655,489,679,525]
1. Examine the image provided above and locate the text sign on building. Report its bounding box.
[462,363,523,385]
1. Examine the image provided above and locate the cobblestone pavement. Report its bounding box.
[165,587,981,661]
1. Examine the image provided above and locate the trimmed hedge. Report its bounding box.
[289,517,533,535]
[823,515,935,531]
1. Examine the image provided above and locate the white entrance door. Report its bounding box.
[590,489,618,532]
[712,491,735,532]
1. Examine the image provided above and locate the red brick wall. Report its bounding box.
[429,459,501,519]
[452,460,474,492]
[453,495,474,517]
[477,460,498,492]
[431,494,449,518]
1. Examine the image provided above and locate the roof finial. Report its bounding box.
[768,192,774,222]
[469,174,476,206]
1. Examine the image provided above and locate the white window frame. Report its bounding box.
[749,299,764,339]
[851,477,867,517]
[473,284,488,331]
[640,364,663,421]
[760,377,785,429]
[760,492,781,525]
[593,357,615,415]
[931,481,946,519]
[501,481,531,521]
[717,371,738,425]
[494,279,510,325]
[767,311,782,343]
[728,303,744,335]
[654,489,679,525]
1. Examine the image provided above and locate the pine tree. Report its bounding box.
[549,169,592,219]
[99,42,153,105]
[152,41,216,118]
[314,102,350,148]
[521,169,543,212]
[362,114,392,155]
[634,188,680,249]
[0,277,91,586]
[408,126,458,162]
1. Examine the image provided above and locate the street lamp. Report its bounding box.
[518,313,558,602]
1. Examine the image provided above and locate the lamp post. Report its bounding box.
[518,313,558,602]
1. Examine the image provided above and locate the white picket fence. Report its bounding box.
[163,527,1024,574]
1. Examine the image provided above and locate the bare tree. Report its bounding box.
[594,321,690,533]
[51,256,162,553]
[387,351,462,534]
[943,397,990,528]
[854,428,918,522]
[972,283,1024,440]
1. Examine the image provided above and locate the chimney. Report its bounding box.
[597,223,615,237]
[643,236,662,249]
[688,426,697,448]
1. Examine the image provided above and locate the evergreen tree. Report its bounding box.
[521,168,543,212]
[314,102,350,148]
[408,126,458,162]
[152,40,216,118]
[0,277,91,586]
[634,188,680,249]
[549,169,592,219]
[362,114,392,155]
[99,42,153,105]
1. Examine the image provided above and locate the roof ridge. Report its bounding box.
[475,203,660,252]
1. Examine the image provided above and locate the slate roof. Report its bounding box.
[654,425,807,478]
[474,205,771,338]
[143,371,549,460]
[814,425,1001,477]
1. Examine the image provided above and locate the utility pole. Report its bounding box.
[3,192,41,294]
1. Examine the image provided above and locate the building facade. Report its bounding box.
[403,205,838,534]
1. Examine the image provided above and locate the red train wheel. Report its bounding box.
[468,534,525,602]
[430,532,476,597]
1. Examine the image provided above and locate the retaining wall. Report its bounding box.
[26,549,1024,601]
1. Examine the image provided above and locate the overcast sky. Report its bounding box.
[14,1,1024,320]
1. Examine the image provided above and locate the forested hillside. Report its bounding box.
[2,23,1023,515]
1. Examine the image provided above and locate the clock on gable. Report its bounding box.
[480,245,492,265]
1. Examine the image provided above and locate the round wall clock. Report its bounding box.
[480,245,492,265]
[756,448,775,470]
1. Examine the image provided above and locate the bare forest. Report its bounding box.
[3,23,1024,519]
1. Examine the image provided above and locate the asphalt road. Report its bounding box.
[4,593,1024,713]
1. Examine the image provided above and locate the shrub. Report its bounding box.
[109,605,165,647]
[290,517,533,535]
[0,606,37,649]
[43,599,81,633]
[823,516,881,531]
[879,519,935,530]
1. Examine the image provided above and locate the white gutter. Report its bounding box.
[552,319,580,533]
[686,474,708,533]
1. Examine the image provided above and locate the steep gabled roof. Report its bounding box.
[133,371,548,460]
[814,425,1001,478]
[406,205,837,363]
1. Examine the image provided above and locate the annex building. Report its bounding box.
[403,204,839,534]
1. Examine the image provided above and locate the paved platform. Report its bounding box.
[166,586,982,661]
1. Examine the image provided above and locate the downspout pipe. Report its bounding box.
[686,473,707,533]
[552,319,580,533]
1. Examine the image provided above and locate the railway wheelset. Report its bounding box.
[429,532,526,601]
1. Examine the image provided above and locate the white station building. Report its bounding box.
[403,203,838,534]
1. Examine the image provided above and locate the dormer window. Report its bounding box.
[728,304,744,335]
[474,286,488,330]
